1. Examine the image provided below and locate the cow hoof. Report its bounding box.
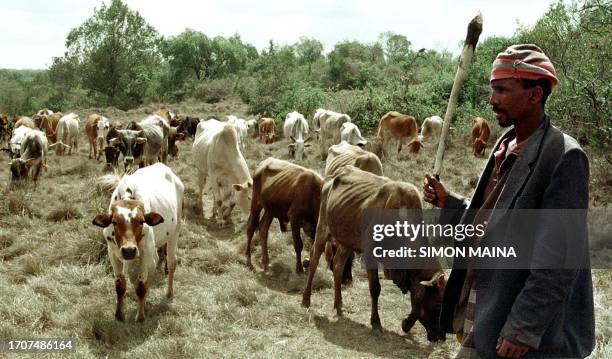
[296,266,304,274]
[371,326,384,335]
[115,312,125,322]
[136,315,145,323]
[302,259,310,269]
[301,298,310,308]
[401,318,415,333]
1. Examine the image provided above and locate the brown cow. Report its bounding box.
[302,166,446,341]
[0,114,10,146]
[321,141,384,284]
[35,113,62,143]
[471,117,491,156]
[154,108,177,125]
[14,117,36,129]
[85,114,110,160]
[377,111,424,159]
[246,157,323,273]
[258,117,276,144]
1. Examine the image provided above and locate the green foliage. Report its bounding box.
[53,0,162,109]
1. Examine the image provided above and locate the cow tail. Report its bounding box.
[96,171,121,196]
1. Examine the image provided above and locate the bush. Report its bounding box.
[192,78,233,103]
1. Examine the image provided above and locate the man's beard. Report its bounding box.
[499,118,515,128]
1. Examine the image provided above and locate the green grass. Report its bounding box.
[0,99,609,358]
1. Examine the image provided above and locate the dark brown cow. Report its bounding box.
[302,166,446,341]
[377,111,424,159]
[471,117,491,156]
[258,118,276,144]
[246,157,323,273]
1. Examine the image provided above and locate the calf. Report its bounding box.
[419,116,443,143]
[377,111,423,159]
[471,117,491,156]
[85,114,110,160]
[92,163,183,322]
[302,166,446,341]
[8,129,48,187]
[50,113,79,155]
[246,158,323,273]
[258,117,276,144]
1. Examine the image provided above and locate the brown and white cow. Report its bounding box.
[8,129,48,188]
[377,111,423,159]
[258,117,276,144]
[85,114,110,160]
[471,117,491,156]
[246,158,323,273]
[302,166,446,341]
[92,163,183,322]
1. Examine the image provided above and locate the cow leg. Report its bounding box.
[88,138,93,159]
[197,171,207,216]
[332,244,352,316]
[245,205,262,270]
[290,218,304,273]
[259,210,274,272]
[302,218,330,308]
[135,280,147,322]
[115,276,127,321]
[342,252,354,285]
[367,269,383,332]
[401,310,418,333]
[156,243,167,273]
[166,238,177,299]
[397,137,403,158]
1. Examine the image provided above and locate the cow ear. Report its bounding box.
[304,143,312,147]
[144,212,164,226]
[288,143,295,148]
[92,214,112,228]
[304,136,311,143]
[233,183,244,191]
[110,137,120,146]
[48,143,57,149]
[176,132,185,141]
[136,137,147,144]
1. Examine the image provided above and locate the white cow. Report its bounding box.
[92,163,184,322]
[192,118,252,225]
[8,126,33,157]
[316,109,352,160]
[340,122,367,147]
[96,115,110,151]
[419,116,443,142]
[227,115,249,149]
[245,119,258,138]
[283,111,311,161]
[50,113,79,155]
[8,129,49,187]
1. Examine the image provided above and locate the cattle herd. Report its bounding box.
[0,106,492,342]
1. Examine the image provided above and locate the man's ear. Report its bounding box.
[530,86,544,104]
[144,212,164,226]
[93,214,112,228]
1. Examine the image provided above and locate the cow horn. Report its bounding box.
[290,136,296,142]
[419,272,445,287]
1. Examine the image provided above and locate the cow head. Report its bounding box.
[96,119,110,147]
[8,158,37,184]
[232,180,253,218]
[92,200,164,261]
[167,127,185,158]
[109,130,146,171]
[473,138,487,156]
[414,271,447,342]
[408,139,424,153]
[289,136,311,161]
[103,146,120,171]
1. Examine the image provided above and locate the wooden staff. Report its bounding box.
[433,12,483,180]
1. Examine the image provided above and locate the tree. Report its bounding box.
[379,31,412,64]
[295,37,324,75]
[58,0,161,108]
[161,29,212,82]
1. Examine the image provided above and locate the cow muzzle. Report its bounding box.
[120,246,139,260]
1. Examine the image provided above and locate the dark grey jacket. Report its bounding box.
[439,117,595,358]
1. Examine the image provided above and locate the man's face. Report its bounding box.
[489,78,533,128]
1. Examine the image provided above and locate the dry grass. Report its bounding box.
[0,99,609,358]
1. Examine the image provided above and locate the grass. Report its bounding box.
[0,98,609,358]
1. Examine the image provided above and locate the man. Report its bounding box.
[424,44,594,358]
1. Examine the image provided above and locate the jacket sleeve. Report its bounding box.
[499,148,590,349]
[439,192,470,226]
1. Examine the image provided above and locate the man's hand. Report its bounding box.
[423,174,448,208]
[496,338,530,358]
